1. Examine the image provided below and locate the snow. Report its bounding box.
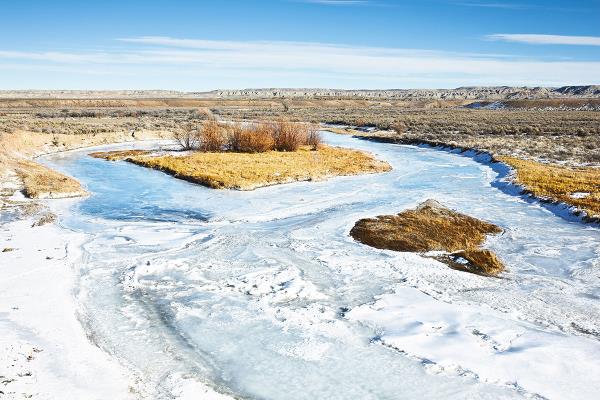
[0,217,132,399]
[348,288,600,400]
[2,132,599,399]
[570,192,590,199]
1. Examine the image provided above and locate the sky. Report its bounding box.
[0,0,599,90]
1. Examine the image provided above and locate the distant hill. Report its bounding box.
[211,86,600,100]
[1,86,599,100]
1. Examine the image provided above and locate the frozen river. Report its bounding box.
[42,132,600,399]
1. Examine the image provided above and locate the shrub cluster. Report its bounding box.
[173,120,321,153]
[228,123,275,153]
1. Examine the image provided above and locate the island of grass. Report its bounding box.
[90,120,391,190]
[350,200,505,276]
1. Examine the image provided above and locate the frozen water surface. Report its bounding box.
[41,133,600,399]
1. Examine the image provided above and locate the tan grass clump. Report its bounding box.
[94,145,391,190]
[453,249,504,276]
[498,156,600,218]
[350,199,504,275]
[15,160,86,199]
[89,149,149,161]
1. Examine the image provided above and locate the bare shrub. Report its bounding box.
[192,107,214,120]
[272,120,306,152]
[228,123,275,153]
[226,121,319,152]
[173,120,225,151]
[305,124,322,150]
[173,123,201,150]
[199,119,226,152]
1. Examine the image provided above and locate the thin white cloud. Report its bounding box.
[487,34,600,46]
[0,37,598,89]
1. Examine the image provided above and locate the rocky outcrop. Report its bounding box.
[212,86,600,100]
[1,85,599,100]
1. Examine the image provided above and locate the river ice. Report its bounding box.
[39,132,600,399]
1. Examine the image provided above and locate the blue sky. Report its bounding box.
[0,0,599,90]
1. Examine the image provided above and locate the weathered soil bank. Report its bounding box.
[0,129,169,206]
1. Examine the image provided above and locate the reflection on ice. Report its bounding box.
[42,133,600,399]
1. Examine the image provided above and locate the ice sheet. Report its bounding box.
[35,132,600,399]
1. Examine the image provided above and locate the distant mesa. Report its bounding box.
[0,85,599,100]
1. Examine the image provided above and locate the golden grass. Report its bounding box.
[92,145,391,190]
[15,160,86,199]
[452,249,504,276]
[0,128,169,201]
[498,157,600,218]
[89,149,149,161]
[321,127,357,135]
[350,200,504,275]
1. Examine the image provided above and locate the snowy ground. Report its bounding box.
[0,214,132,399]
[2,133,600,399]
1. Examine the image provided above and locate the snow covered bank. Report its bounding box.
[2,131,599,399]
[348,288,600,399]
[0,215,132,399]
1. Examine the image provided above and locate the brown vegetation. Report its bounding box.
[372,110,600,165]
[451,249,504,276]
[1,97,598,224]
[270,120,310,151]
[171,120,321,153]
[228,123,276,153]
[92,145,391,190]
[2,100,597,165]
[498,157,600,219]
[173,119,226,151]
[15,160,86,199]
[89,150,149,161]
[350,200,504,275]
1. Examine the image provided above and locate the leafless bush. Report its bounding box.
[2,100,598,164]
[199,119,226,152]
[172,120,226,151]
[226,121,319,152]
[173,123,202,150]
[228,123,275,153]
[305,124,322,150]
[272,120,306,152]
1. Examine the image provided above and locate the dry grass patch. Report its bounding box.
[350,200,504,275]
[499,157,600,219]
[89,149,149,161]
[94,145,391,190]
[15,160,86,199]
